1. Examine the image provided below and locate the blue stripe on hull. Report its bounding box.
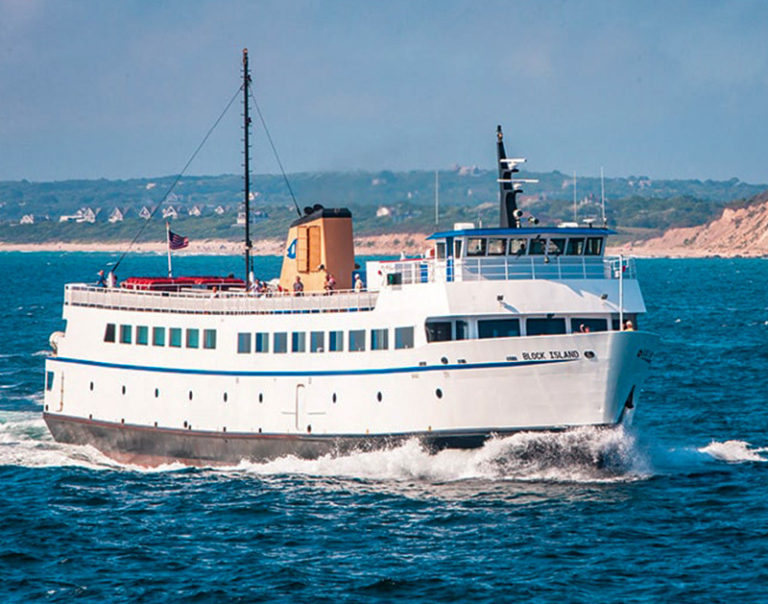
[46,356,576,378]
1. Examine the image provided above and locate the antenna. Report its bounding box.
[434,170,439,225]
[573,170,577,222]
[600,166,607,226]
[242,48,252,289]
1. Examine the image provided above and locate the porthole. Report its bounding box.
[259,393,263,403]
[223,392,228,403]
[189,391,193,401]
[121,385,126,395]
[155,388,159,398]
[89,413,93,420]
[307,424,312,434]
[441,357,448,365]
[584,350,596,359]
[332,393,337,403]
[89,382,94,391]
[183,420,188,428]
[436,388,443,399]
[121,418,125,424]
[154,421,158,427]
[377,391,382,402]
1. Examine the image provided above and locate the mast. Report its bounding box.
[496,125,536,228]
[242,48,252,288]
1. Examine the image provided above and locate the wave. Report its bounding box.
[226,426,651,484]
[698,440,768,463]
[1,410,764,482]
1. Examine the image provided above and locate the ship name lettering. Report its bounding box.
[549,350,580,360]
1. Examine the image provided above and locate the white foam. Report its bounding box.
[699,440,768,463]
[226,426,651,484]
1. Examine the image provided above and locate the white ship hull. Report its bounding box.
[44,312,657,466]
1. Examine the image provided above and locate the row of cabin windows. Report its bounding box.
[237,327,415,354]
[104,324,217,349]
[437,236,603,259]
[425,316,636,341]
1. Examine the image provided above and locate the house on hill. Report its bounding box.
[108,208,124,223]
[214,205,226,215]
[20,214,34,224]
[188,205,202,217]
[138,206,152,220]
[162,206,178,220]
[59,207,97,223]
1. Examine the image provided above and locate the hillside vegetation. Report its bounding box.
[0,169,765,244]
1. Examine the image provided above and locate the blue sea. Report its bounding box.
[1,252,767,602]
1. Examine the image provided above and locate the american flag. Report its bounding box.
[168,230,189,250]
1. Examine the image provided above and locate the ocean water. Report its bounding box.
[1,252,767,602]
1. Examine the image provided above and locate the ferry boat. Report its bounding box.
[42,52,658,466]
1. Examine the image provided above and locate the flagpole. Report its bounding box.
[166,221,173,278]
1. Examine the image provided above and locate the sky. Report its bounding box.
[1,0,767,183]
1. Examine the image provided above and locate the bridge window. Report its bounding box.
[255,332,269,353]
[349,330,366,352]
[371,329,389,350]
[527,318,566,336]
[425,321,452,342]
[566,238,585,255]
[104,323,116,343]
[136,325,149,346]
[152,327,165,347]
[203,329,217,350]
[454,239,463,258]
[435,242,446,260]
[169,328,182,348]
[571,318,608,333]
[509,238,527,256]
[547,238,566,255]
[585,237,603,256]
[329,330,344,352]
[466,237,486,257]
[292,332,306,353]
[478,319,520,339]
[529,238,546,255]
[274,332,288,354]
[307,331,324,353]
[395,326,414,349]
[120,324,132,344]
[237,332,251,354]
[46,371,54,391]
[488,238,506,256]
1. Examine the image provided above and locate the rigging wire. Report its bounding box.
[248,88,302,218]
[111,84,244,273]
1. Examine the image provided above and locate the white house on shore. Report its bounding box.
[138,206,152,220]
[161,206,179,220]
[108,208,124,223]
[188,205,202,217]
[20,214,34,224]
[59,208,97,223]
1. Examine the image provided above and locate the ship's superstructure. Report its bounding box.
[42,51,657,466]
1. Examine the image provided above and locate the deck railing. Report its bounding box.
[64,285,379,315]
[378,255,636,285]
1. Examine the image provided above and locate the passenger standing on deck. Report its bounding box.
[354,274,364,292]
[293,275,304,296]
[96,270,107,287]
[325,272,336,294]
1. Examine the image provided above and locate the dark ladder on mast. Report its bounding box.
[243,48,252,288]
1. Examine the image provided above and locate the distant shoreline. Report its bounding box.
[0,236,764,258]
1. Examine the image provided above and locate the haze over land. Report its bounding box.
[1,1,767,256]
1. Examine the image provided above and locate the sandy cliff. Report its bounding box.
[625,192,768,257]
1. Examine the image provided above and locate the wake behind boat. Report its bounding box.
[42,50,658,466]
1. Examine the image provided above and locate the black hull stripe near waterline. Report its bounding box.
[43,412,616,467]
[47,356,577,377]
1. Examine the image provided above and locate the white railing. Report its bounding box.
[65,285,379,315]
[379,255,636,285]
